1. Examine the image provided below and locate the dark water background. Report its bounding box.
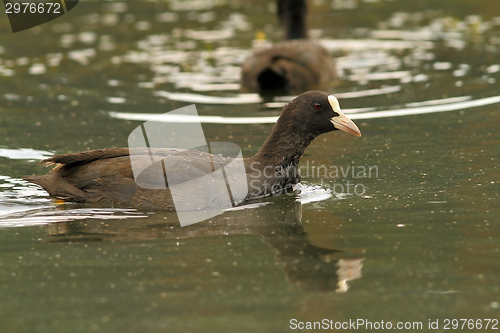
[0,0,499,332]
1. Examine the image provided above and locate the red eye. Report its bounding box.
[314,103,322,110]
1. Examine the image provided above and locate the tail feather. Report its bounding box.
[40,148,130,166]
[22,175,46,188]
[23,170,91,202]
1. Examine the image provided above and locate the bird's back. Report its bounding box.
[23,148,249,210]
[241,39,336,93]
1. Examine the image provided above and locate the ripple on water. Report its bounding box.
[0,148,53,160]
[0,176,51,219]
[295,183,333,205]
[96,10,500,109]
[1,5,498,116]
[0,175,146,228]
[106,94,500,123]
[0,207,147,229]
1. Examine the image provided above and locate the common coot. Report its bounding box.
[24,91,360,210]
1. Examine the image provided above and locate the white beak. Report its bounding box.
[328,95,361,137]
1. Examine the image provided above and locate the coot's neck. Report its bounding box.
[251,115,315,170]
[278,0,308,40]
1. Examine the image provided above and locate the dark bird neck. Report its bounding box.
[251,114,315,171]
[278,0,308,40]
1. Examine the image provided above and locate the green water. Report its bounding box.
[1,1,500,332]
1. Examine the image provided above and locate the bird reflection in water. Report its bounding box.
[42,197,364,294]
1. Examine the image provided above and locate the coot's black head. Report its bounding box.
[279,91,361,138]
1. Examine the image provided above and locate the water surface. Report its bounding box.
[0,1,499,332]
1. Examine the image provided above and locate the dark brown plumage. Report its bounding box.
[24,91,360,210]
[241,0,337,94]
